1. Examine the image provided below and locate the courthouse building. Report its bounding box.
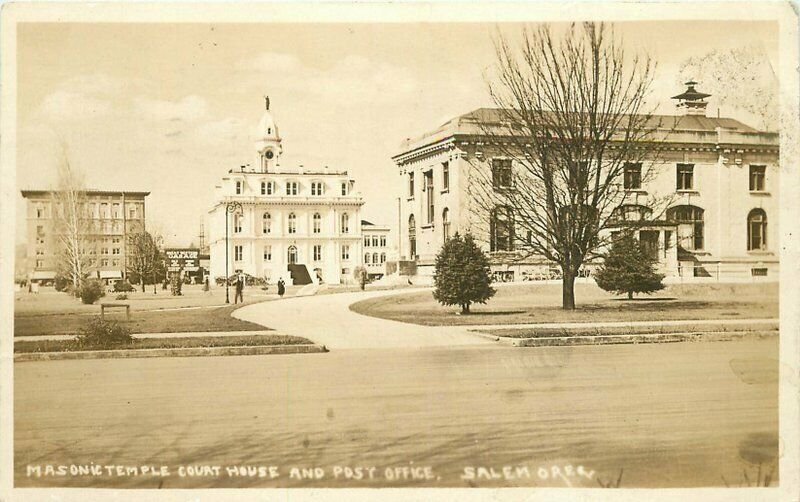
[20,189,149,284]
[208,100,366,285]
[392,83,779,282]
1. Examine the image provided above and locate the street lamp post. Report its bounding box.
[224,201,243,304]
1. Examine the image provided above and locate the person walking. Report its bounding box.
[277,277,285,298]
[234,273,245,304]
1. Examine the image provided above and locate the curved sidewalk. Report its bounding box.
[232,290,493,350]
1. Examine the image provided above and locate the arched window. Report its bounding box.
[365,253,370,264]
[408,214,417,259]
[611,204,652,223]
[313,213,322,234]
[287,213,297,234]
[261,181,266,195]
[262,212,271,234]
[341,213,350,234]
[380,252,386,264]
[747,209,767,251]
[233,213,243,234]
[288,245,298,264]
[373,252,379,264]
[442,208,451,242]
[667,205,704,251]
[490,206,514,252]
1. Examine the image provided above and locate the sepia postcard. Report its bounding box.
[1,2,798,502]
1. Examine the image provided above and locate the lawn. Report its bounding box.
[14,334,312,353]
[14,302,269,337]
[349,282,779,326]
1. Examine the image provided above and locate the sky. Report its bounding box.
[15,21,779,247]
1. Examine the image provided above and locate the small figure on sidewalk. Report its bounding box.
[203,276,210,293]
[277,277,286,298]
[234,273,245,304]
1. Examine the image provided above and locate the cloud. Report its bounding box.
[39,90,112,122]
[133,95,210,123]
[238,52,302,73]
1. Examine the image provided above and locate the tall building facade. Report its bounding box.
[20,190,149,284]
[208,101,365,285]
[392,84,779,282]
[361,220,390,279]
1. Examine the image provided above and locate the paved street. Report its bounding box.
[15,338,778,488]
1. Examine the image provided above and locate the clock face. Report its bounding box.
[265,150,274,160]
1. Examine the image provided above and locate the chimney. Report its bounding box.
[671,81,711,116]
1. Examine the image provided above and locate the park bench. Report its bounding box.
[100,302,131,321]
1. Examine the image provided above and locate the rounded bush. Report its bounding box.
[79,280,105,305]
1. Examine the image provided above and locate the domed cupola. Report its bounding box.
[254,96,282,172]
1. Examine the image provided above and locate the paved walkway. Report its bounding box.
[232,290,494,349]
[14,331,278,343]
[458,317,779,331]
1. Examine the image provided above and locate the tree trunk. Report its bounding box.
[461,303,470,314]
[627,291,633,300]
[562,269,576,310]
[141,279,146,293]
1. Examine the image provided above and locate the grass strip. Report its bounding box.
[14,334,312,353]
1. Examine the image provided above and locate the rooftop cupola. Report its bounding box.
[254,96,282,172]
[672,81,711,116]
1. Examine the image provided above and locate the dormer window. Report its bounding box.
[311,182,325,196]
[235,181,243,195]
[286,182,299,196]
[341,181,349,196]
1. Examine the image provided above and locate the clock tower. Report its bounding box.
[254,96,282,172]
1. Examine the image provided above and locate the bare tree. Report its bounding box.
[126,231,163,292]
[50,150,93,293]
[471,23,667,309]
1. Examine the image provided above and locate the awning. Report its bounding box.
[31,271,56,280]
[99,270,123,279]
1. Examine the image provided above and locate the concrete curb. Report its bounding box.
[469,330,779,347]
[14,344,327,362]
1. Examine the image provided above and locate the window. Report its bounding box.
[261,182,267,195]
[365,253,371,264]
[102,247,109,255]
[313,245,322,261]
[101,203,109,218]
[36,248,45,256]
[490,205,514,251]
[263,245,272,261]
[262,212,271,234]
[112,203,121,219]
[749,165,766,192]
[442,161,450,191]
[266,182,275,195]
[380,235,386,247]
[611,204,652,223]
[287,213,297,234]
[36,206,44,218]
[101,259,109,267]
[667,205,704,251]
[372,236,379,247]
[36,225,44,237]
[341,181,349,196]
[408,214,416,259]
[747,208,767,251]
[128,206,137,219]
[442,208,451,242]
[234,245,243,261]
[311,182,324,196]
[341,244,350,260]
[751,267,768,277]
[235,181,243,195]
[112,248,120,255]
[313,213,321,234]
[676,164,694,191]
[364,236,370,247]
[425,170,434,224]
[373,252,379,264]
[112,222,120,233]
[380,253,386,263]
[408,172,415,198]
[112,237,120,244]
[623,163,642,190]
[286,182,298,195]
[341,213,349,234]
[36,259,44,268]
[288,246,298,264]
[492,158,513,189]
[234,213,243,234]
